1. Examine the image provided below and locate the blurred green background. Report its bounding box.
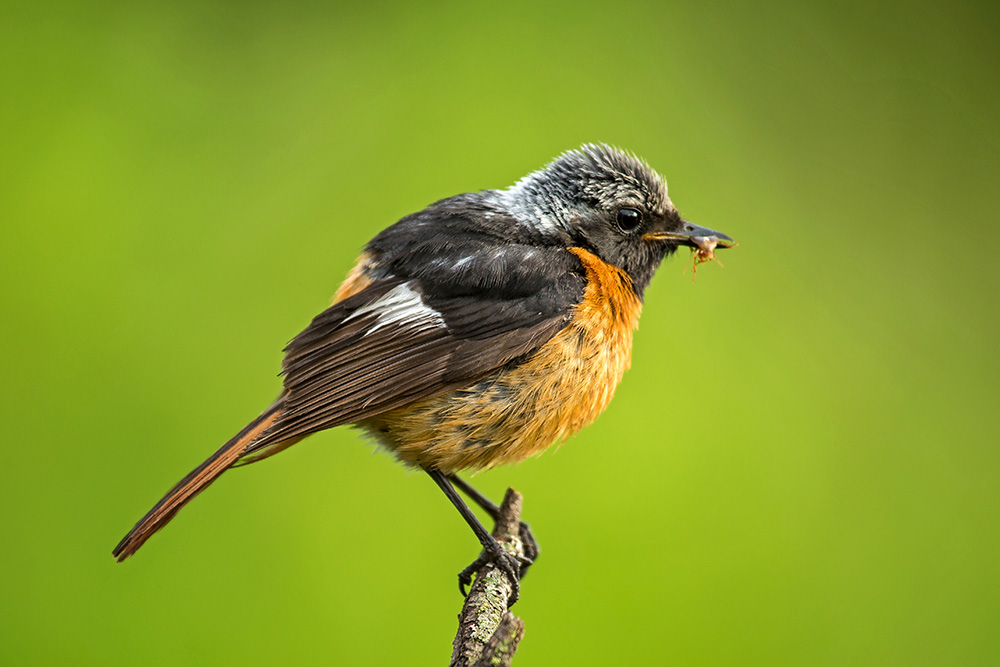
[2,0,998,664]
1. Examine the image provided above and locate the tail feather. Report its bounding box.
[112,403,284,562]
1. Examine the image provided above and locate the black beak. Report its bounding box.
[643,221,735,249]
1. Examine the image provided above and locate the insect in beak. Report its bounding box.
[643,222,737,281]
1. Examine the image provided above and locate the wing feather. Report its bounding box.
[241,207,588,459]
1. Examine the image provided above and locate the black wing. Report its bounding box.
[241,219,586,458]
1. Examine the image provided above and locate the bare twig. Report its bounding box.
[449,488,526,667]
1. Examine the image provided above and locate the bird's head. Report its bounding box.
[504,143,734,295]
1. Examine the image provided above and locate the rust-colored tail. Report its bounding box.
[112,403,283,562]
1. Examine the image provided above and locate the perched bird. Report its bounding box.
[113,144,734,604]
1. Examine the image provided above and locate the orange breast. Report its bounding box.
[361,246,643,472]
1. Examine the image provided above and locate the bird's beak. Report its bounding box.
[643,222,736,249]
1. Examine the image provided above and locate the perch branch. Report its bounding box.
[449,488,527,667]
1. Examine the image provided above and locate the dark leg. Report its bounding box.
[427,469,524,606]
[447,474,539,576]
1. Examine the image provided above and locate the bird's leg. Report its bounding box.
[427,469,524,606]
[446,473,539,577]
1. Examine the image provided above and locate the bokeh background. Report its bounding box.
[2,1,997,664]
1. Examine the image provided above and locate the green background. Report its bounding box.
[3,1,997,664]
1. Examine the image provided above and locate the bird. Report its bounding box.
[112,143,734,604]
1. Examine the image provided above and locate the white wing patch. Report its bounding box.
[347,282,445,334]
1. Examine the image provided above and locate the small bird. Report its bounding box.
[113,144,734,604]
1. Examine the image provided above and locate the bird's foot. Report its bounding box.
[516,520,539,579]
[458,540,532,607]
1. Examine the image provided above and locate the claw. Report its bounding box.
[458,544,524,606]
[459,570,473,598]
[517,521,539,578]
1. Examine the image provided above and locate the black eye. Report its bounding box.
[616,207,642,232]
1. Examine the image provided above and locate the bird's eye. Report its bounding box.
[616,207,642,232]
